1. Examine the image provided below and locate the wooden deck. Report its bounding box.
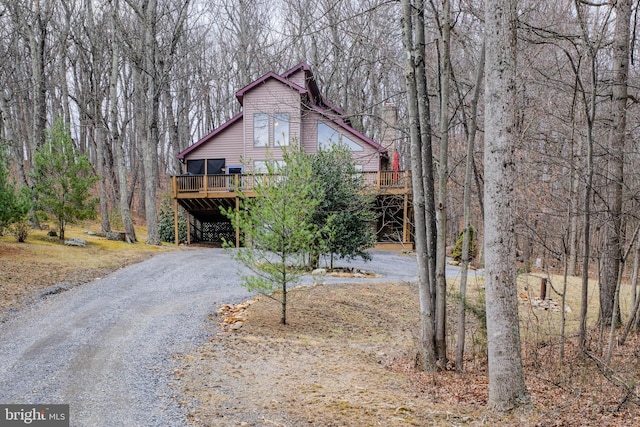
[170,170,413,247]
[171,170,412,199]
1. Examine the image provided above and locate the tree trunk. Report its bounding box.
[435,0,451,365]
[414,0,438,339]
[141,0,161,245]
[96,127,112,234]
[401,0,436,372]
[567,133,580,276]
[573,0,599,352]
[109,9,137,243]
[600,0,630,328]
[484,0,530,412]
[456,42,485,372]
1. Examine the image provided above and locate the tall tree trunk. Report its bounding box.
[96,128,112,234]
[402,0,436,372]
[110,7,137,243]
[456,42,484,372]
[141,0,161,245]
[484,0,530,412]
[26,0,48,229]
[414,0,438,337]
[31,0,47,152]
[435,0,450,365]
[600,0,630,328]
[574,0,599,352]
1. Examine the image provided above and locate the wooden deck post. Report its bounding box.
[173,198,179,246]
[403,193,409,244]
[187,213,191,245]
[235,196,240,248]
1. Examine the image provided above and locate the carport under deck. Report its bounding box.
[171,170,413,247]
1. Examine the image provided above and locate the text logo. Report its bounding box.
[0,405,68,427]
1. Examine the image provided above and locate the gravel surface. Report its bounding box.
[0,249,254,426]
[0,248,475,426]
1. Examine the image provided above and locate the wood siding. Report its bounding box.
[183,118,244,171]
[284,69,306,88]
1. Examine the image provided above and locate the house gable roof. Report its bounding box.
[177,63,386,160]
[177,111,243,160]
[235,71,308,105]
[282,62,346,116]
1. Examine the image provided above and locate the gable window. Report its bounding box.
[274,113,290,146]
[254,113,269,147]
[317,121,363,151]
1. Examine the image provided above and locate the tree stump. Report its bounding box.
[540,278,548,300]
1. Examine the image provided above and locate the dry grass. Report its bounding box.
[178,269,640,426]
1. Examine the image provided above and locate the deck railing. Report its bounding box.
[172,170,411,197]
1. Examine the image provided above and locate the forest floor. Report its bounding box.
[176,280,640,426]
[1,223,640,426]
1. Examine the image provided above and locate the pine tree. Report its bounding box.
[223,149,320,324]
[31,119,99,240]
[309,146,376,269]
[0,149,30,231]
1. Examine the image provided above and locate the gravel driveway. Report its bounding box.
[0,248,475,426]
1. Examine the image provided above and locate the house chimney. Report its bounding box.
[381,103,399,169]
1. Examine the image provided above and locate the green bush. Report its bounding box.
[158,200,187,243]
[451,226,477,262]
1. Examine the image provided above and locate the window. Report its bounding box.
[340,135,363,152]
[186,159,204,175]
[318,121,339,150]
[274,113,290,147]
[317,121,363,151]
[253,160,269,173]
[254,113,269,147]
[274,160,286,172]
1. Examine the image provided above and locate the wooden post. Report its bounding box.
[540,278,548,300]
[235,196,240,248]
[403,193,409,244]
[173,198,179,246]
[187,213,191,245]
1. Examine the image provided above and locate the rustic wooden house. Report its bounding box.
[171,62,412,247]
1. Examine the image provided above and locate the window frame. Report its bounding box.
[274,112,290,147]
[253,113,269,147]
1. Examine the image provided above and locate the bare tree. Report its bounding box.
[402,0,436,372]
[109,0,137,243]
[484,0,530,412]
[600,0,631,328]
[456,41,485,372]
